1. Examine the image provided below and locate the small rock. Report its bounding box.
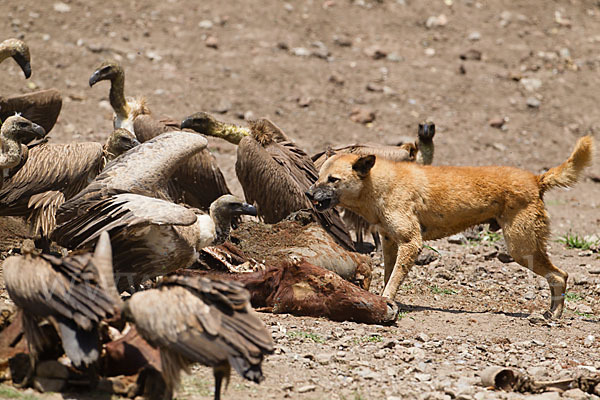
[53,2,71,13]
[205,36,219,49]
[382,339,398,349]
[214,100,231,114]
[276,42,289,50]
[311,41,330,59]
[297,385,316,393]
[425,48,436,56]
[520,78,542,92]
[243,111,255,121]
[589,267,600,275]
[374,349,387,359]
[333,35,352,47]
[329,72,345,86]
[584,335,595,347]
[354,366,379,379]
[488,117,506,128]
[425,14,448,29]
[297,96,311,107]
[448,233,467,245]
[366,82,383,92]
[526,97,541,108]
[524,292,536,300]
[559,48,571,59]
[526,392,561,400]
[459,49,482,61]
[468,31,481,41]
[497,252,513,263]
[198,20,213,29]
[528,313,547,324]
[562,388,589,399]
[414,373,431,382]
[416,332,430,342]
[577,304,593,314]
[386,53,404,62]
[364,45,387,60]
[349,108,375,124]
[291,47,310,57]
[315,353,333,365]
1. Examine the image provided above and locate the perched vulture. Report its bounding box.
[0,38,62,133]
[2,232,119,375]
[52,131,257,292]
[1,115,45,188]
[0,128,140,238]
[118,275,274,400]
[89,60,150,133]
[181,112,354,251]
[312,122,436,249]
[90,60,231,210]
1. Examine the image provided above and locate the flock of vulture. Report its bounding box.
[0,38,436,399]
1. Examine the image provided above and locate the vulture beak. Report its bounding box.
[31,122,46,138]
[180,116,193,130]
[128,137,141,150]
[238,203,257,217]
[13,53,31,79]
[89,69,102,87]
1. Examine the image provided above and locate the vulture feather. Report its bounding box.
[0,128,140,238]
[90,60,231,210]
[121,274,274,400]
[2,232,119,373]
[0,38,62,133]
[181,112,355,251]
[52,131,257,292]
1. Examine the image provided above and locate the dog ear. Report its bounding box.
[352,155,376,178]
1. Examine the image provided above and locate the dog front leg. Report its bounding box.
[382,237,422,300]
[381,233,398,287]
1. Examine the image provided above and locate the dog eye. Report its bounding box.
[327,176,340,183]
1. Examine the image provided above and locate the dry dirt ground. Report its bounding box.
[1,0,600,399]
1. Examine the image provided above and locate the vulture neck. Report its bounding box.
[108,72,130,119]
[0,135,23,169]
[210,208,233,245]
[0,42,13,63]
[210,122,251,145]
[416,140,434,166]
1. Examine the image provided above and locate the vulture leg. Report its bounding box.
[213,362,230,400]
[372,230,381,251]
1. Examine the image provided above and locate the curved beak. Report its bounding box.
[13,53,31,79]
[31,122,46,138]
[239,203,257,217]
[89,69,102,87]
[180,116,193,130]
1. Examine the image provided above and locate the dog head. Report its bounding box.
[306,154,376,211]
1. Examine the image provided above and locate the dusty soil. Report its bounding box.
[1,0,600,399]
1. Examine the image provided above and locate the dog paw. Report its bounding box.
[383,300,400,324]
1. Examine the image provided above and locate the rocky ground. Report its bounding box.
[1,0,600,399]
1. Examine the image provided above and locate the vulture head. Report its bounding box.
[104,128,141,160]
[89,60,124,87]
[1,38,31,79]
[181,112,249,145]
[1,115,46,144]
[210,195,257,244]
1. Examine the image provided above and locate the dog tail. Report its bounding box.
[538,135,594,194]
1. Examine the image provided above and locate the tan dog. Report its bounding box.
[306,136,594,319]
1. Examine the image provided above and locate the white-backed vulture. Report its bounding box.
[181,112,355,251]
[0,38,62,133]
[0,128,140,238]
[1,115,46,188]
[311,122,436,249]
[89,61,231,210]
[115,274,274,400]
[51,131,257,292]
[2,232,119,379]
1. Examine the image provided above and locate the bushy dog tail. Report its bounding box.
[538,135,594,194]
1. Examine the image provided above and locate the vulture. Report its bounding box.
[0,38,62,133]
[312,122,436,249]
[181,112,355,251]
[51,131,257,292]
[2,232,119,378]
[90,60,231,210]
[0,128,140,239]
[119,275,274,400]
[1,115,46,188]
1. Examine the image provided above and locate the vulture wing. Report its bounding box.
[127,276,273,382]
[0,89,62,134]
[0,142,104,235]
[312,143,414,170]
[134,114,231,210]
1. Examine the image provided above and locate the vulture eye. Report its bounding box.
[327,176,340,183]
[17,121,29,129]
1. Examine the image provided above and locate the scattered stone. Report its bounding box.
[329,72,345,86]
[425,48,436,57]
[243,110,255,120]
[276,42,289,50]
[584,335,595,347]
[349,107,375,124]
[497,252,513,263]
[205,36,219,49]
[468,31,481,41]
[291,47,310,57]
[297,96,311,107]
[562,388,589,400]
[448,234,467,245]
[311,41,330,59]
[460,49,482,60]
[315,353,333,365]
[520,78,542,92]
[524,292,536,300]
[297,385,316,393]
[527,392,561,400]
[559,48,571,59]
[489,117,506,128]
[198,20,213,29]
[333,35,352,47]
[386,53,404,62]
[364,45,387,60]
[577,304,593,314]
[214,100,231,114]
[366,82,384,92]
[354,366,379,379]
[414,373,432,382]
[53,2,71,13]
[527,97,541,108]
[589,267,600,275]
[425,14,448,29]
[528,313,547,324]
[416,332,430,342]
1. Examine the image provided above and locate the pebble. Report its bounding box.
[526,97,541,108]
[460,49,482,60]
[488,117,506,128]
[415,373,432,382]
[584,335,595,346]
[315,353,333,365]
[425,48,436,56]
[364,45,388,59]
[297,385,316,393]
[205,36,218,49]
[520,78,542,92]
[525,392,561,400]
[333,35,352,47]
[329,72,345,86]
[562,388,589,399]
[349,108,376,124]
[53,2,71,13]
[448,234,468,245]
[528,313,547,324]
[291,47,310,57]
[425,14,448,29]
[198,20,213,29]
[468,31,481,41]
[416,332,430,342]
[214,100,231,114]
[297,96,311,107]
